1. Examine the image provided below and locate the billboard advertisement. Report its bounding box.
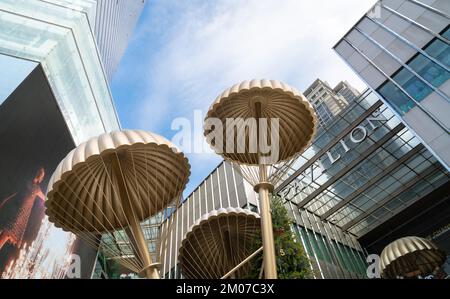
[0,66,98,278]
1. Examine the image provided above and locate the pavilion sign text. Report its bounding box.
[279,109,387,199]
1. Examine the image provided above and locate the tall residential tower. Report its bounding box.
[304,79,360,127]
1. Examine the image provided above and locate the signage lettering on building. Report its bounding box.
[279,109,387,200]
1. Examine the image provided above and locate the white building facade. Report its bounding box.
[334,0,450,170]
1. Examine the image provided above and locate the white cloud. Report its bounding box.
[134,0,376,131]
[118,0,378,194]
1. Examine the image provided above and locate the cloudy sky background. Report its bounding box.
[111,0,377,196]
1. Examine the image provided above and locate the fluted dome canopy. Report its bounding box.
[45,130,191,234]
[204,79,318,165]
[379,236,446,279]
[178,207,260,279]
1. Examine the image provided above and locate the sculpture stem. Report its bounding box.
[255,101,277,279]
[112,153,159,279]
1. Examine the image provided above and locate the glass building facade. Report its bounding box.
[275,88,449,278]
[0,0,121,144]
[0,0,145,278]
[334,0,450,170]
[145,88,449,280]
[93,0,146,81]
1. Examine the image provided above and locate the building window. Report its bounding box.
[298,226,313,257]
[297,225,367,277]
[424,39,450,68]
[376,25,450,115]
[242,203,258,213]
[442,26,450,40]
[408,54,450,89]
[422,26,450,68]
[393,68,433,102]
[378,81,415,115]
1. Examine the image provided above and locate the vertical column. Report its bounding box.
[111,154,159,279]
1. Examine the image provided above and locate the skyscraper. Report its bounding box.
[304,79,357,127]
[334,80,361,102]
[94,0,146,81]
[334,0,450,170]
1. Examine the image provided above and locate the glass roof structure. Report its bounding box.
[97,89,449,278]
[275,89,449,238]
[100,211,167,264]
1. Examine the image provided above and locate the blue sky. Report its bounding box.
[111,0,376,197]
[0,55,37,105]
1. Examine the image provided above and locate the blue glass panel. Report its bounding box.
[441,27,450,40]
[424,39,450,68]
[409,54,450,88]
[394,68,433,101]
[378,81,416,115]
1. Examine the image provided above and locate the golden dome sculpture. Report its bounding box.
[205,80,317,167]
[178,207,260,279]
[45,130,190,279]
[379,236,446,279]
[204,79,318,278]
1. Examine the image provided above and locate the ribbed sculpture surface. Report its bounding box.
[45,130,190,278]
[204,79,318,278]
[178,207,260,279]
[379,236,446,279]
[205,79,317,166]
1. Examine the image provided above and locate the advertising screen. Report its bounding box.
[0,66,98,278]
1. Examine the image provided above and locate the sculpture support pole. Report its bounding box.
[254,101,278,279]
[112,154,159,279]
[221,246,263,279]
[256,168,277,279]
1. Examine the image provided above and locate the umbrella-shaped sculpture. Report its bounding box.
[379,236,446,279]
[204,80,318,278]
[178,207,260,279]
[45,130,190,279]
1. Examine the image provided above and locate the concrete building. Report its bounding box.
[334,80,361,102]
[304,79,353,127]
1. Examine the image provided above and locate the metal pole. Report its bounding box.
[256,178,278,279]
[221,246,263,279]
[259,261,265,279]
[112,154,160,279]
[254,101,278,279]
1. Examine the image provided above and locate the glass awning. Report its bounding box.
[275,90,450,238]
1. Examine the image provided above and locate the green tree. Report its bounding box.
[96,252,122,279]
[245,195,312,279]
